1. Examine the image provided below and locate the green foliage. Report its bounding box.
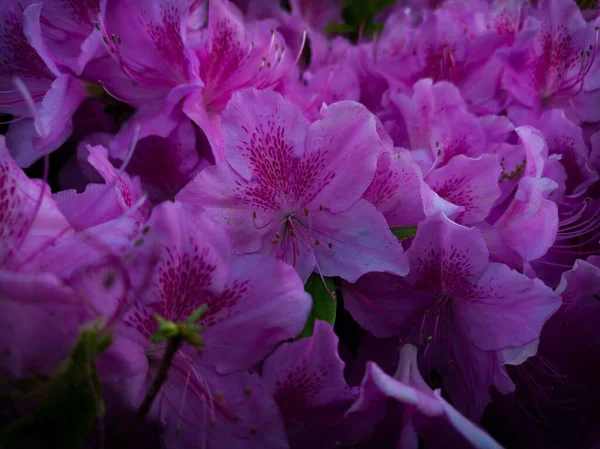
[325,0,395,40]
[0,322,112,449]
[298,274,337,338]
[577,0,597,10]
[390,226,418,241]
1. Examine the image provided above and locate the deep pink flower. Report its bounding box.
[95,201,311,447]
[498,0,598,121]
[377,1,509,112]
[534,108,598,196]
[262,321,372,449]
[362,149,459,227]
[0,270,88,379]
[109,104,212,202]
[424,154,503,225]
[280,62,361,121]
[390,79,487,167]
[179,88,408,282]
[54,144,148,231]
[0,136,70,270]
[345,212,562,420]
[183,0,299,160]
[88,0,202,106]
[0,2,88,167]
[347,344,505,449]
[27,0,104,76]
[484,176,559,268]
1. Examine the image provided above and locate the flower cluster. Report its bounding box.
[1,0,600,448]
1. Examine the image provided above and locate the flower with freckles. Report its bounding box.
[345,212,562,420]
[95,201,311,448]
[179,88,409,282]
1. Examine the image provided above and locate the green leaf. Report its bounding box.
[0,322,112,449]
[298,274,337,338]
[390,226,418,241]
[324,23,358,34]
[577,0,597,10]
[327,0,395,39]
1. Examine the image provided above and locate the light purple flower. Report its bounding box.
[347,344,505,449]
[345,212,562,419]
[179,88,408,282]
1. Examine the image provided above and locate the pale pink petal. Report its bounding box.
[221,88,308,182]
[304,101,385,213]
[199,253,312,374]
[493,177,559,261]
[406,212,489,291]
[425,154,502,225]
[310,199,409,282]
[455,262,562,351]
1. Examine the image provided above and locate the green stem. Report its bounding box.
[118,334,183,446]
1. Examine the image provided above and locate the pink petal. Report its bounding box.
[35,0,103,75]
[0,2,54,115]
[0,137,71,269]
[99,0,195,89]
[263,321,355,412]
[493,177,559,262]
[363,151,429,227]
[0,271,87,379]
[200,253,312,374]
[221,88,308,182]
[177,163,281,254]
[345,272,436,341]
[516,126,548,178]
[53,184,123,231]
[310,199,409,282]
[455,262,562,351]
[429,107,486,166]
[161,365,289,449]
[406,212,489,292]
[391,79,467,150]
[6,74,87,168]
[304,101,384,213]
[425,154,502,225]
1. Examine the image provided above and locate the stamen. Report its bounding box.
[291,30,308,72]
[97,80,130,103]
[252,211,274,230]
[176,371,191,437]
[0,115,27,125]
[558,198,590,228]
[1,79,49,269]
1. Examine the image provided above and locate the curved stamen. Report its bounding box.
[252,211,274,230]
[1,78,49,269]
[0,115,27,125]
[97,80,131,104]
[557,198,591,228]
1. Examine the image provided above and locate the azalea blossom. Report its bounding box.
[179,88,409,282]
[2,0,600,447]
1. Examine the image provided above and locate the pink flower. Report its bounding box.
[95,201,311,447]
[183,0,300,160]
[262,321,371,449]
[499,0,598,121]
[108,104,212,202]
[0,136,70,270]
[0,3,88,167]
[179,88,408,282]
[347,344,505,449]
[345,212,562,420]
